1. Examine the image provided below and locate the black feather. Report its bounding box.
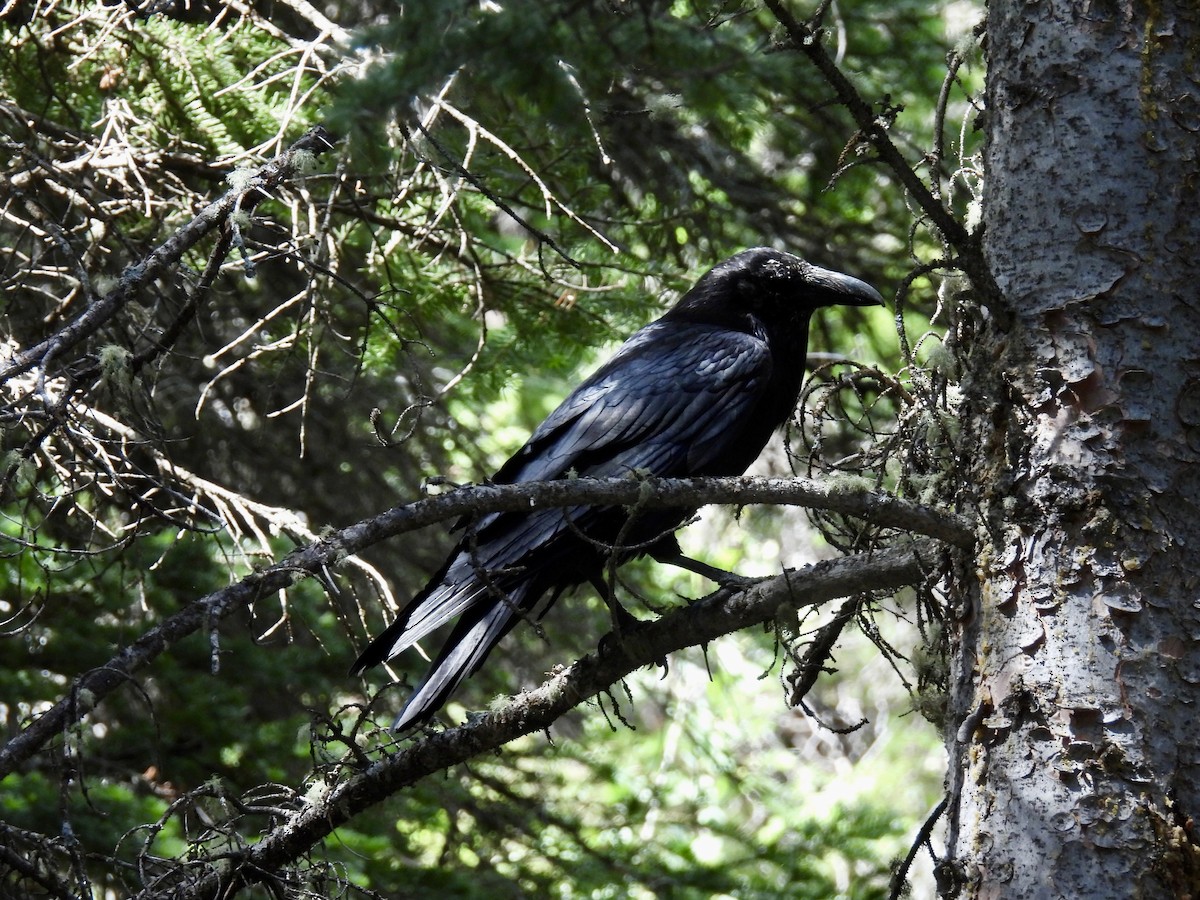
[350,247,883,731]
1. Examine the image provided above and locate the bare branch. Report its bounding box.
[763,0,963,245]
[761,0,998,302]
[136,537,944,900]
[0,474,969,778]
[348,475,976,549]
[0,125,337,384]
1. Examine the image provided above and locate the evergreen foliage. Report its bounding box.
[0,0,982,895]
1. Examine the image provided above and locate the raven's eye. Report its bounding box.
[759,259,791,282]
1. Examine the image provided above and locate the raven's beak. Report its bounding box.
[807,264,885,307]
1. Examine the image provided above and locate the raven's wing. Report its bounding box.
[494,319,774,487]
[353,321,779,727]
[425,320,778,613]
[451,321,776,570]
[352,321,773,660]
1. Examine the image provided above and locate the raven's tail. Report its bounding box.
[390,584,530,732]
[349,569,493,677]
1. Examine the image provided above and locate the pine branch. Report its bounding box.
[0,474,971,779]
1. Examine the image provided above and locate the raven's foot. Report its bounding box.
[597,605,667,670]
[598,603,645,655]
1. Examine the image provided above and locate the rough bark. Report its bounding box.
[947,1,1200,896]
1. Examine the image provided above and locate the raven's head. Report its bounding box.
[670,247,883,329]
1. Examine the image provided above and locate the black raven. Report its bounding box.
[352,247,883,731]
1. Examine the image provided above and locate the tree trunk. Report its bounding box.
[945,1,1200,896]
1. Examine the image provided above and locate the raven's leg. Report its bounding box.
[590,575,667,671]
[588,575,643,635]
[652,549,753,592]
[647,538,757,590]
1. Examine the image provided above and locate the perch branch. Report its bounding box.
[0,475,971,779]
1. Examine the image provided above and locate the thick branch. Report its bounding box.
[141,537,944,900]
[0,125,336,384]
[0,475,970,779]
[352,475,976,548]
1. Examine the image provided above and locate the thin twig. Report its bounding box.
[0,126,337,384]
[889,796,948,899]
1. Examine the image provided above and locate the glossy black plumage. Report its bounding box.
[351,248,883,731]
